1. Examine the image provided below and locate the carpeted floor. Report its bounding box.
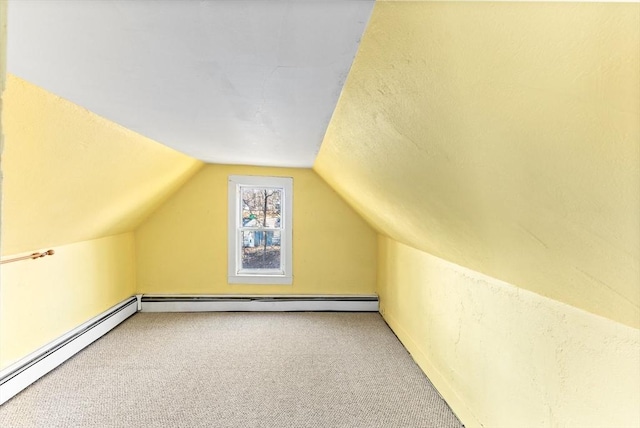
[0,312,463,427]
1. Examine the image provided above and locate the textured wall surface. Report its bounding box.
[315,2,640,328]
[0,233,136,369]
[1,76,203,255]
[135,164,377,295]
[378,237,640,428]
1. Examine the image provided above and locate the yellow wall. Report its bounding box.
[379,237,640,428]
[1,75,204,256]
[1,76,203,368]
[135,164,377,295]
[316,2,640,425]
[0,233,136,369]
[315,2,640,328]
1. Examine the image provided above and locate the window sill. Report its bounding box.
[228,275,293,285]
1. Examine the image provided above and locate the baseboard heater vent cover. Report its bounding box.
[0,297,137,405]
[140,295,379,312]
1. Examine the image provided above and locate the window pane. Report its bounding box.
[241,187,282,228]
[241,230,281,270]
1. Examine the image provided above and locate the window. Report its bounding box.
[228,175,293,284]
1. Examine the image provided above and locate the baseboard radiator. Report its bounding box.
[141,294,379,312]
[0,297,138,405]
[0,294,378,405]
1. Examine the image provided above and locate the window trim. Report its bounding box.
[227,175,293,285]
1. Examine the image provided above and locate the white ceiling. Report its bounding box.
[7,0,374,167]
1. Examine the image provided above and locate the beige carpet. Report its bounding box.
[0,312,463,427]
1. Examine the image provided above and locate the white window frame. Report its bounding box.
[227,175,293,285]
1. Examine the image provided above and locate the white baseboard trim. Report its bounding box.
[0,297,137,405]
[140,294,379,312]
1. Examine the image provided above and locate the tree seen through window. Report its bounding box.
[240,187,282,270]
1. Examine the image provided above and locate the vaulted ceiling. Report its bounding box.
[3,0,638,329]
[7,0,374,167]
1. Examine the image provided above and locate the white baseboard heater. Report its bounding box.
[140,294,379,312]
[0,297,137,405]
[0,294,378,405]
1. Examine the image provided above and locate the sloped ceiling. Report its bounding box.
[314,2,640,328]
[7,0,374,167]
[1,75,203,255]
[2,0,638,330]
[2,0,373,255]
